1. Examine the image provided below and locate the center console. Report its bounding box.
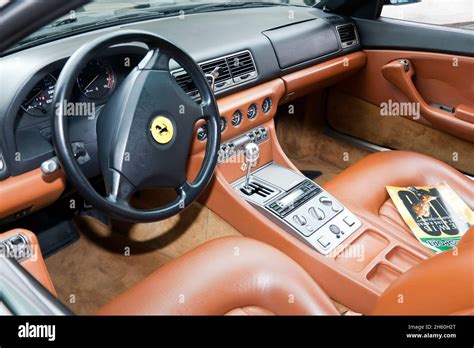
[186,76,431,314]
[232,163,361,255]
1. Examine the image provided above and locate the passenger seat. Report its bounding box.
[323,151,474,241]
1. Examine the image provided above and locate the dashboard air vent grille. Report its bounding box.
[226,51,257,82]
[175,73,196,95]
[172,50,258,99]
[200,58,231,82]
[336,24,358,49]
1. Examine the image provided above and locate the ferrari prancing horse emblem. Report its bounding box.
[150,116,174,144]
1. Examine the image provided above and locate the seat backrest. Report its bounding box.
[372,227,474,315]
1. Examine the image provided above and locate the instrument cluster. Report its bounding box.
[20,55,141,118]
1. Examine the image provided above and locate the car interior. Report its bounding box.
[0,0,473,317]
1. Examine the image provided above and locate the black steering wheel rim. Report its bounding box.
[52,30,220,222]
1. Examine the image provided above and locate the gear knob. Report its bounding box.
[244,142,260,164]
[241,142,260,195]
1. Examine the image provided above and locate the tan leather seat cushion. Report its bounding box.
[372,230,474,315]
[97,236,339,315]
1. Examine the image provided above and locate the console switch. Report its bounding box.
[309,206,325,221]
[343,216,355,227]
[329,224,341,235]
[317,236,330,249]
[293,214,307,226]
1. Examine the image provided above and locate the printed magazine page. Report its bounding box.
[386,182,474,252]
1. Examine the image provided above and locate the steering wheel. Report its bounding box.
[52,31,221,222]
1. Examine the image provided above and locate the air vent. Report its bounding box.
[200,58,231,82]
[172,50,258,99]
[226,51,257,83]
[174,73,197,96]
[336,24,358,49]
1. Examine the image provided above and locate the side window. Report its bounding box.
[381,0,474,31]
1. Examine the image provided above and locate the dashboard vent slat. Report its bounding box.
[336,24,358,48]
[200,58,231,82]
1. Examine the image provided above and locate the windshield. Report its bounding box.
[14,0,320,50]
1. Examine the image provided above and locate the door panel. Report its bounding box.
[327,88,474,174]
[326,13,474,173]
[331,50,474,142]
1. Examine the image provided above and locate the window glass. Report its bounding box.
[382,0,474,31]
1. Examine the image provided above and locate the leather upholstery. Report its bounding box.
[381,59,474,142]
[225,306,275,316]
[337,50,474,143]
[97,236,339,315]
[324,151,474,237]
[98,231,473,316]
[372,227,474,315]
[0,229,57,296]
[0,169,65,219]
[379,199,414,239]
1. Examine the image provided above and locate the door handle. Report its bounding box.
[381,59,474,142]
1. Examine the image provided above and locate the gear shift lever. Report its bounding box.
[241,142,260,195]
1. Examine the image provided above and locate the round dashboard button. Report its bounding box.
[231,110,243,127]
[247,103,258,120]
[196,124,208,141]
[329,224,341,235]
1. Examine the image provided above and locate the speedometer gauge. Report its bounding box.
[21,74,56,117]
[77,59,116,100]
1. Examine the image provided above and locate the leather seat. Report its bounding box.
[324,151,474,241]
[98,230,473,315]
[372,226,474,315]
[97,236,340,315]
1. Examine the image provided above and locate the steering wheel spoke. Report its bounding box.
[104,169,135,208]
[139,48,171,71]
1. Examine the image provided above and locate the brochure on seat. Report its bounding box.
[386,182,473,253]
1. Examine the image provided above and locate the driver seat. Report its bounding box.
[97,236,339,315]
[98,230,474,316]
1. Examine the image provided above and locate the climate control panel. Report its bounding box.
[280,188,360,254]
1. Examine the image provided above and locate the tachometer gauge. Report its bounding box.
[21,74,56,117]
[77,59,116,100]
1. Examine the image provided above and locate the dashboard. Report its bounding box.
[0,6,360,180]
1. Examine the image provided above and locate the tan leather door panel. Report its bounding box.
[327,50,474,173]
[381,58,473,141]
[337,50,473,111]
